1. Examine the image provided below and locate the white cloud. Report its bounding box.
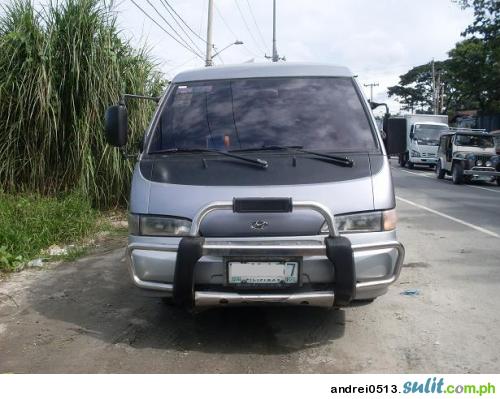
[115,0,475,112]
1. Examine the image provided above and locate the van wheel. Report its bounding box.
[452,163,464,185]
[436,161,445,179]
[407,161,414,169]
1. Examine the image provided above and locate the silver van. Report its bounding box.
[104,63,405,308]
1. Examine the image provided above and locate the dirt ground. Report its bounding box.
[1,164,499,373]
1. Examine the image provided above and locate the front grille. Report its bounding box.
[476,155,492,163]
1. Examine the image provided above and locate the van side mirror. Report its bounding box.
[409,132,414,140]
[104,105,128,147]
[385,118,407,155]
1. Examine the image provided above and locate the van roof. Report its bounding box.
[171,62,353,83]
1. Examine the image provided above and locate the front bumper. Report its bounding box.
[409,156,437,164]
[464,168,500,178]
[128,236,404,305]
[127,200,405,308]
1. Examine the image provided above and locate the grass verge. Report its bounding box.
[0,191,125,272]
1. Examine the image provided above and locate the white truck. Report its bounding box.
[395,114,449,169]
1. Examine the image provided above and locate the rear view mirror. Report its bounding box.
[104,105,128,147]
[385,118,407,155]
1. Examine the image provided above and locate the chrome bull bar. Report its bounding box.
[126,199,404,308]
[188,200,339,237]
[127,240,405,289]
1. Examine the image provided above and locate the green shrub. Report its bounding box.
[0,191,98,270]
[0,0,166,207]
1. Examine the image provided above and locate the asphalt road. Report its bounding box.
[1,159,499,373]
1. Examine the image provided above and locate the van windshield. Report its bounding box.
[148,77,378,153]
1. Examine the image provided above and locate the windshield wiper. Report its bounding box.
[148,148,268,169]
[231,145,354,167]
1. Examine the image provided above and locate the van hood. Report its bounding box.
[131,153,394,237]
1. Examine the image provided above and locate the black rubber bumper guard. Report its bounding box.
[172,198,356,308]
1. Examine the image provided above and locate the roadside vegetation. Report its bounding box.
[0,191,97,271]
[388,0,499,114]
[0,0,165,208]
[0,0,165,271]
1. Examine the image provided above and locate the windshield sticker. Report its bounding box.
[177,85,212,94]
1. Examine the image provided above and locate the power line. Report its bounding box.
[162,0,207,43]
[215,3,238,39]
[213,46,225,64]
[364,82,379,102]
[233,0,266,55]
[145,0,203,56]
[130,0,203,59]
[198,0,207,37]
[215,3,258,59]
[158,0,204,54]
[245,0,269,53]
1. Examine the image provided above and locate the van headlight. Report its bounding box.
[320,209,397,234]
[410,150,421,157]
[128,214,191,236]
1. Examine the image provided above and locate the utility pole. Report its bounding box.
[205,0,214,67]
[272,0,278,62]
[364,83,379,102]
[440,81,445,114]
[435,68,442,114]
[265,0,285,62]
[431,59,436,115]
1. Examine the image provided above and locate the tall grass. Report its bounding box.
[0,190,98,270]
[0,0,165,207]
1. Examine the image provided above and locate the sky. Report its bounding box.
[115,0,475,115]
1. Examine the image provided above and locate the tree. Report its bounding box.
[389,1,500,114]
[446,38,494,111]
[387,61,450,113]
[454,0,500,112]
[456,0,500,39]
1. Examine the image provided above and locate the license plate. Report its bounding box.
[228,260,299,286]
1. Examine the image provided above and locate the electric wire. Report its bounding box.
[245,0,269,53]
[233,0,266,55]
[215,3,238,39]
[129,0,204,59]
[215,3,258,58]
[162,0,207,43]
[198,0,207,36]
[158,0,205,54]
[145,0,204,57]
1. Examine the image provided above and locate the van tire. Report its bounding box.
[436,161,445,179]
[452,163,464,185]
[407,161,414,169]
